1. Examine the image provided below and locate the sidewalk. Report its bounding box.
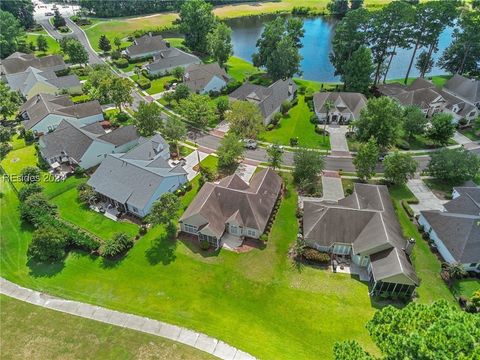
[0,277,256,360]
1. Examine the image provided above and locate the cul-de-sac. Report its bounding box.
[0,0,479,359]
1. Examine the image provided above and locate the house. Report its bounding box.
[39,120,140,170]
[19,94,103,135]
[5,66,82,99]
[179,168,282,249]
[183,63,230,94]
[303,183,419,298]
[376,77,479,124]
[123,33,169,60]
[144,47,201,76]
[313,92,367,124]
[418,186,480,273]
[0,52,66,76]
[228,79,297,125]
[87,134,187,218]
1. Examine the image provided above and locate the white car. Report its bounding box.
[243,139,257,150]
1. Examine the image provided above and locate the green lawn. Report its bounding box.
[259,96,331,149]
[388,75,453,88]
[51,187,139,240]
[225,56,259,82]
[0,295,215,360]
[451,279,480,298]
[388,184,454,304]
[459,127,480,141]
[132,74,176,95]
[24,31,61,57]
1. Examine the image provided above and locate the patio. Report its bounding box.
[49,162,75,181]
[331,256,370,282]
[90,201,121,221]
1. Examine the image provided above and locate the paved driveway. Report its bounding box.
[326,125,350,156]
[407,179,448,215]
[235,162,257,183]
[184,150,209,181]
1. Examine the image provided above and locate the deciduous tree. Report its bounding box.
[402,105,427,140]
[0,10,24,58]
[355,97,402,149]
[327,0,349,18]
[36,35,48,53]
[428,148,480,185]
[134,101,162,136]
[178,94,217,130]
[383,152,417,185]
[28,225,67,262]
[162,116,187,155]
[343,46,373,93]
[267,143,283,170]
[293,148,324,193]
[147,192,180,227]
[0,81,22,121]
[353,137,379,181]
[179,0,216,53]
[207,22,233,67]
[217,132,244,173]
[61,38,89,65]
[0,0,35,29]
[110,77,133,111]
[173,83,190,102]
[225,101,263,139]
[427,113,455,146]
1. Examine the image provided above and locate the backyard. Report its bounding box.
[24,30,61,57]
[259,96,331,150]
[0,295,215,360]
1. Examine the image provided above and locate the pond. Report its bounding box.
[227,16,454,83]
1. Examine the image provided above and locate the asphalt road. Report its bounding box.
[65,18,103,65]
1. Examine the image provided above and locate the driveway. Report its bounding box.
[453,131,474,145]
[235,162,257,183]
[184,150,209,181]
[321,171,344,202]
[326,125,350,156]
[407,179,448,215]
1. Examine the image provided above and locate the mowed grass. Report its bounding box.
[24,30,61,56]
[1,172,382,360]
[0,295,215,360]
[388,184,454,304]
[452,278,480,298]
[259,96,331,149]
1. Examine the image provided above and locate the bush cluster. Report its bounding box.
[136,77,151,90]
[303,248,331,263]
[113,58,129,68]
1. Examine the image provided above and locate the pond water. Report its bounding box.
[227,16,454,83]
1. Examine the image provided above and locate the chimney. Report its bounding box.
[403,238,415,256]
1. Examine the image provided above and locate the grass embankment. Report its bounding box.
[0,295,215,360]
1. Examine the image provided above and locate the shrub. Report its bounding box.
[315,126,328,135]
[27,224,67,262]
[271,112,282,125]
[24,130,35,143]
[19,193,57,227]
[401,200,414,218]
[266,124,275,131]
[222,79,242,94]
[281,100,292,114]
[303,248,330,263]
[306,99,314,111]
[259,234,268,242]
[199,239,210,250]
[18,183,43,202]
[116,112,129,122]
[346,188,353,195]
[20,166,40,184]
[100,233,134,258]
[290,97,299,107]
[114,58,129,68]
[298,85,307,95]
[77,184,97,204]
[73,167,85,177]
[136,77,151,90]
[310,114,319,124]
[304,94,314,102]
[417,224,425,233]
[111,50,121,60]
[290,137,299,146]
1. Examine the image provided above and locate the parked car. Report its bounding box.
[243,139,257,150]
[45,11,54,16]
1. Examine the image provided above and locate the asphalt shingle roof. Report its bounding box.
[125,34,169,58]
[313,92,367,120]
[145,48,200,72]
[0,52,65,75]
[184,63,230,92]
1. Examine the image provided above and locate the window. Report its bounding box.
[183,224,197,234]
[469,263,478,268]
[246,229,256,237]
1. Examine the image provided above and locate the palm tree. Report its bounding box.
[323,100,334,143]
[442,262,466,285]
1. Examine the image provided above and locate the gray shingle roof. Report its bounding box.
[20,94,102,130]
[145,48,201,72]
[0,52,66,75]
[229,79,297,119]
[444,74,480,104]
[87,134,186,210]
[303,183,417,284]
[313,92,367,120]
[180,168,282,239]
[370,247,418,285]
[125,34,169,58]
[421,186,480,264]
[184,62,230,92]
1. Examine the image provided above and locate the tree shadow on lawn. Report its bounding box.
[177,232,220,258]
[145,223,178,265]
[27,258,65,278]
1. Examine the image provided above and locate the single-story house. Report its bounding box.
[0,52,66,77]
[144,48,201,76]
[19,93,103,135]
[313,92,367,124]
[418,186,480,273]
[183,63,230,94]
[123,33,169,60]
[87,134,187,218]
[39,120,140,170]
[5,66,82,100]
[228,79,297,125]
[376,77,479,125]
[179,168,282,249]
[303,183,419,298]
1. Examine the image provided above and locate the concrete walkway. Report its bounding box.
[407,179,447,215]
[184,150,209,181]
[326,125,350,157]
[0,277,255,360]
[453,131,473,145]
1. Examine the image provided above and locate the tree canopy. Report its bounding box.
[217,132,244,173]
[207,22,233,67]
[0,81,22,120]
[353,137,379,181]
[383,152,417,185]
[179,0,216,53]
[0,10,24,59]
[162,116,187,155]
[293,148,324,193]
[178,94,217,129]
[0,0,34,29]
[343,45,373,93]
[134,101,162,137]
[226,101,263,139]
[426,113,455,147]
[355,97,402,149]
[252,17,304,80]
[147,192,181,227]
[402,105,427,140]
[60,38,89,65]
[427,148,480,185]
